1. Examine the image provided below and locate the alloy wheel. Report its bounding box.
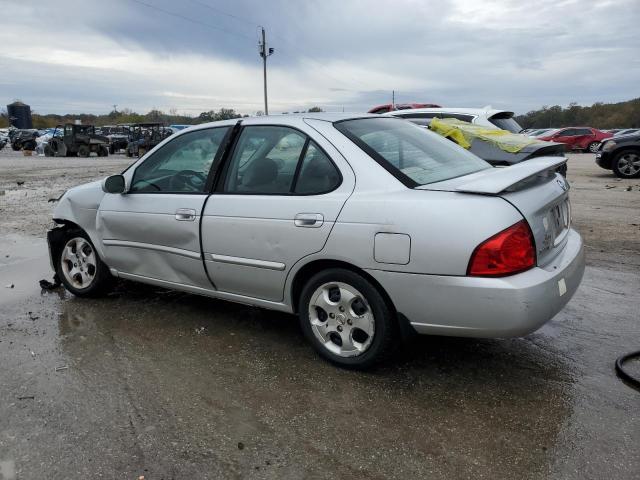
[60,237,97,290]
[616,152,640,177]
[308,282,375,357]
[589,142,600,153]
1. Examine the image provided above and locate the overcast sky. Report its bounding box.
[1,0,638,116]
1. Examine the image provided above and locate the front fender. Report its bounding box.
[52,180,106,259]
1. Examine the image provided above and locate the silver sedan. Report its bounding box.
[47,113,585,368]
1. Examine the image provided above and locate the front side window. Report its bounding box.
[335,118,490,187]
[131,127,229,193]
[224,126,306,194]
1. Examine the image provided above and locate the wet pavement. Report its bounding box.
[1,152,639,479]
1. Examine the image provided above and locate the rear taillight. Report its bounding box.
[467,220,536,277]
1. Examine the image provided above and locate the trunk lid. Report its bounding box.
[418,157,571,266]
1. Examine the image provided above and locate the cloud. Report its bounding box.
[0,0,637,115]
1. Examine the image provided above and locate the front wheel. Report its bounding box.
[55,230,114,297]
[612,149,640,178]
[299,268,397,369]
[587,142,600,153]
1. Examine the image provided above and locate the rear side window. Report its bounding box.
[294,141,341,194]
[223,127,341,195]
[336,118,490,187]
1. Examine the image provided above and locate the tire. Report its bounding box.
[109,145,115,155]
[299,268,397,369]
[54,229,115,297]
[77,145,90,157]
[11,143,21,151]
[99,145,109,157]
[44,144,53,157]
[612,149,640,179]
[587,142,600,153]
[126,149,133,158]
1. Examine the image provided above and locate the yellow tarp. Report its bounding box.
[430,118,540,153]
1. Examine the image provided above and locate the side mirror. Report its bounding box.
[102,174,126,194]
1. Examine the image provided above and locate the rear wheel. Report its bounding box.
[587,142,600,153]
[44,144,53,157]
[78,145,90,157]
[98,145,109,157]
[612,149,640,178]
[299,268,397,369]
[55,230,114,297]
[11,143,21,151]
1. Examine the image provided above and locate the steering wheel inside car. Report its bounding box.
[169,170,207,192]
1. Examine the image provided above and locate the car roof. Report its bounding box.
[188,112,382,131]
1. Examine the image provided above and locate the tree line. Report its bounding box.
[515,98,640,129]
[0,106,325,129]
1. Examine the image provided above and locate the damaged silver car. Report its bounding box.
[47,114,585,368]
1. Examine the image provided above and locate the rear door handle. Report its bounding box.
[175,208,197,221]
[294,213,324,228]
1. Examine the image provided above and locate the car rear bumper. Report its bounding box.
[366,228,585,338]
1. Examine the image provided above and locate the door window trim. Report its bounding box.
[212,124,343,196]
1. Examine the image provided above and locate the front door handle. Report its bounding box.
[294,213,324,228]
[175,208,196,221]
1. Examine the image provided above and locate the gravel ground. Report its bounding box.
[0,148,639,479]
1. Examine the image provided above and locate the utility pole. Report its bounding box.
[112,104,118,113]
[258,27,274,115]
[392,90,395,109]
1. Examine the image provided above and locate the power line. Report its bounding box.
[130,0,255,42]
[186,0,259,27]
[179,0,366,90]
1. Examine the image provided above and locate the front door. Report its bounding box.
[97,126,230,289]
[201,123,354,302]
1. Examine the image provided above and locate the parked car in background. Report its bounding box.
[596,131,640,178]
[169,124,192,131]
[386,107,524,133]
[537,127,612,153]
[613,128,640,137]
[47,113,584,368]
[393,116,566,172]
[529,128,555,137]
[368,103,441,114]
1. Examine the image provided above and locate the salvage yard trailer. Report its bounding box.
[44,124,109,157]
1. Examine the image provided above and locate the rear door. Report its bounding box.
[97,126,230,289]
[201,122,355,302]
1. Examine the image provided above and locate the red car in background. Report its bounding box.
[537,127,613,153]
[368,102,441,114]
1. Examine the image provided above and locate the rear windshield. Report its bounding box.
[488,115,523,133]
[335,118,490,187]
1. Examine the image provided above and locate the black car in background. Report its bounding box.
[596,132,640,178]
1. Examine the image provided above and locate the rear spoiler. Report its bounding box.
[453,156,567,195]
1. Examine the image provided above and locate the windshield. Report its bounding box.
[335,118,490,187]
[488,115,523,133]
